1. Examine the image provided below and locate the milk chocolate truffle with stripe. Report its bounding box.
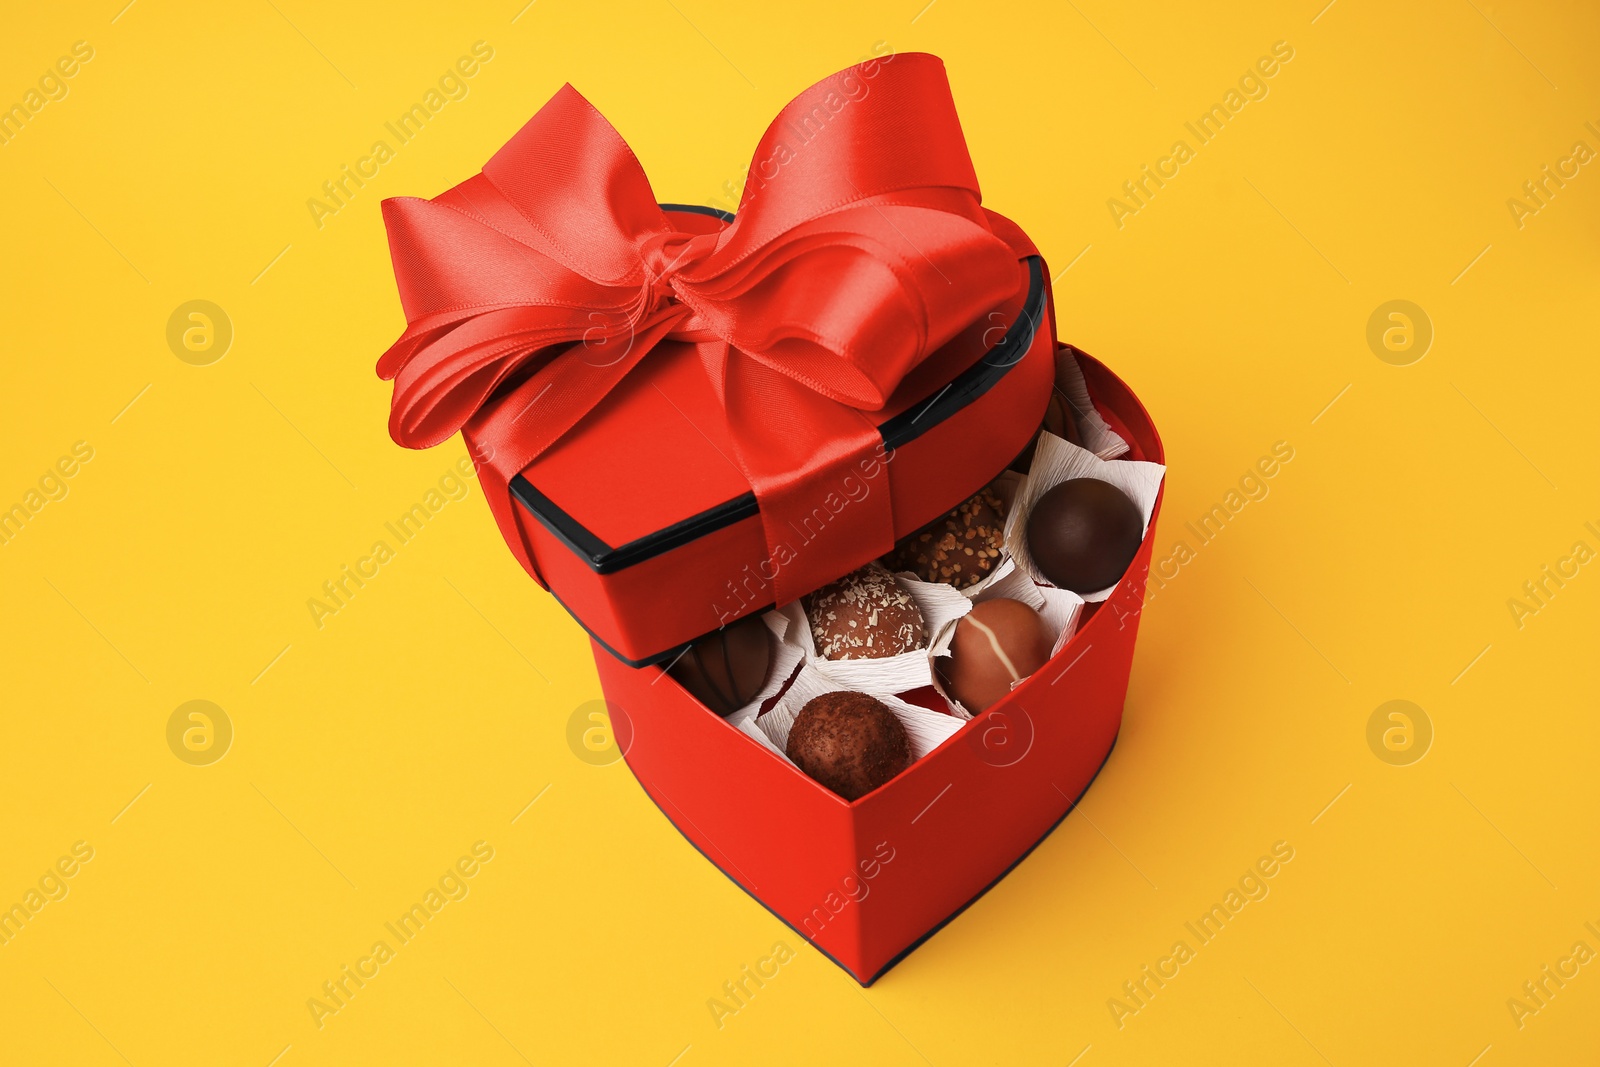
[786,691,912,800]
[805,562,924,660]
[668,614,771,717]
[936,598,1054,713]
[884,484,1007,589]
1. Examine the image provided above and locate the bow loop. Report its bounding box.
[375,53,1024,603]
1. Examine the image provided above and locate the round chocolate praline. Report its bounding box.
[805,562,925,660]
[786,692,911,800]
[668,614,771,717]
[1025,478,1143,592]
[936,598,1054,713]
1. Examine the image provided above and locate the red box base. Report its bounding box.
[592,350,1163,983]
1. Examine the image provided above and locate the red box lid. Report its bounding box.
[374,56,1061,664]
[504,206,1055,665]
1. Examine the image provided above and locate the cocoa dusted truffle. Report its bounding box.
[884,485,1007,589]
[1025,478,1143,592]
[785,692,911,800]
[668,614,771,717]
[805,562,925,660]
[936,598,1054,713]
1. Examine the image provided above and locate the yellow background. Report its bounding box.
[2,0,1596,1063]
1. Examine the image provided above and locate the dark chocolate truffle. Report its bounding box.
[936,598,1054,713]
[1009,390,1082,473]
[786,691,912,800]
[805,562,925,660]
[1025,478,1143,592]
[669,614,771,716]
[884,485,1007,589]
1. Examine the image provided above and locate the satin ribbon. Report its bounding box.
[376,53,1017,605]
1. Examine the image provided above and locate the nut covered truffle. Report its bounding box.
[884,485,1007,589]
[1025,478,1143,593]
[805,562,925,660]
[936,598,1054,713]
[668,614,771,716]
[785,691,912,800]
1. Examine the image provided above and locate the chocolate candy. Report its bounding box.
[1009,390,1082,473]
[1057,393,1084,447]
[1025,478,1143,592]
[805,562,924,660]
[668,614,771,716]
[785,691,912,800]
[936,598,1054,712]
[884,485,1006,589]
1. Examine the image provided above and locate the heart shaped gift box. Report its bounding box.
[376,54,1164,984]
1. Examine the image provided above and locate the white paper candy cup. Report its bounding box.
[1055,346,1129,459]
[784,571,971,696]
[1003,432,1166,603]
[923,563,1086,718]
[736,717,788,759]
[719,609,806,729]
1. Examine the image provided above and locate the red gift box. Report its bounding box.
[375,55,1164,983]
[596,351,1162,983]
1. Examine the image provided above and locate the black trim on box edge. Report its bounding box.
[626,730,1121,987]
[550,580,696,669]
[508,254,1044,577]
[659,202,736,222]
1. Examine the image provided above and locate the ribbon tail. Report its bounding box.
[700,341,895,607]
[466,313,684,584]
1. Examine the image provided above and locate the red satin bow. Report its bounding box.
[377,53,1018,606]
